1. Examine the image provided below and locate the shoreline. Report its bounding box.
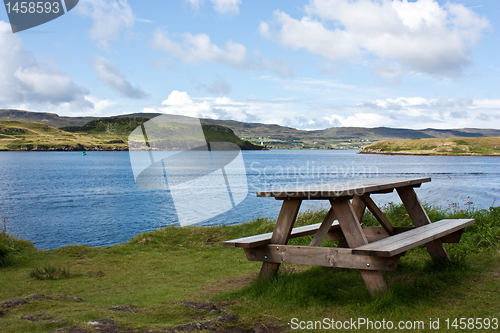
[358,151,500,157]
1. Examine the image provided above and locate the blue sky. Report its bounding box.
[0,0,499,130]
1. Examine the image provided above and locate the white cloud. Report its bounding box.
[185,0,241,15]
[150,91,296,125]
[77,0,135,48]
[150,30,292,76]
[261,0,490,77]
[92,56,148,99]
[144,90,500,131]
[0,21,92,111]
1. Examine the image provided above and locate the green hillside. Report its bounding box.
[0,109,96,128]
[2,109,500,150]
[0,119,264,151]
[0,120,127,151]
[359,137,500,156]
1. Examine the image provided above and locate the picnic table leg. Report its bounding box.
[258,199,302,279]
[330,198,388,297]
[336,196,366,248]
[309,207,336,247]
[396,186,452,265]
[352,195,366,222]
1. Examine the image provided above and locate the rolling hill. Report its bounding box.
[1,109,499,149]
[0,119,264,151]
[359,137,500,156]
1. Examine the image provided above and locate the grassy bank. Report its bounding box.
[1,205,499,332]
[360,137,500,156]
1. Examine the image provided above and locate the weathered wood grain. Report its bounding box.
[245,245,400,271]
[258,199,302,279]
[257,177,430,199]
[352,219,475,257]
[330,198,388,296]
[397,186,452,264]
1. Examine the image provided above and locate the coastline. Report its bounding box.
[358,151,500,157]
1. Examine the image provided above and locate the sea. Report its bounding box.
[0,150,498,250]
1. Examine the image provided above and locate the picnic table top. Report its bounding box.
[256,177,431,199]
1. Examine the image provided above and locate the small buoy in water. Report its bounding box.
[82,151,86,156]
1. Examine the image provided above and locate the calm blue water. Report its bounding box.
[0,150,498,250]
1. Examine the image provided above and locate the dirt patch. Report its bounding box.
[87,318,136,333]
[50,325,89,333]
[163,315,284,333]
[0,298,27,308]
[183,302,221,313]
[109,305,140,313]
[26,293,53,301]
[165,314,238,332]
[205,235,218,244]
[57,294,85,302]
[21,312,67,323]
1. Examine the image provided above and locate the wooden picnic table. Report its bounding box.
[223,177,475,296]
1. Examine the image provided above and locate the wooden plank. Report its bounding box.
[258,199,302,279]
[327,226,463,243]
[244,245,400,271]
[360,194,394,235]
[352,219,475,257]
[223,221,341,248]
[330,198,388,296]
[309,208,336,247]
[257,177,431,199]
[330,198,368,247]
[352,195,366,223]
[397,186,452,264]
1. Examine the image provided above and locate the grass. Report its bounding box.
[28,265,73,280]
[0,205,499,332]
[360,137,500,155]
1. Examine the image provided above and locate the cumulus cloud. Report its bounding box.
[0,21,92,111]
[143,89,500,131]
[185,0,241,15]
[92,56,148,99]
[146,91,294,125]
[77,0,135,48]
[260,0,490,77]
[150,30,293,76]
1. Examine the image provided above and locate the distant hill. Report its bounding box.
[1,109,499,149]
[0,109,97,128]
[0,120,127,151]
[0,119,264,151]
[360,137,500,156]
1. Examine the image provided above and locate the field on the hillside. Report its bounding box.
[360,137,500,156]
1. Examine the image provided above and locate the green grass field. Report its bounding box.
[1,204,499,332]
[360,137,500,156]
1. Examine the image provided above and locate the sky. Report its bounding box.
[0,0,499,130]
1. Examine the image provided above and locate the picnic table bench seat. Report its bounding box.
[351,218,475,257]
[223,221,341,248]
[223,219,472,250]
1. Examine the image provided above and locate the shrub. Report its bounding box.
[28,265,72,280]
